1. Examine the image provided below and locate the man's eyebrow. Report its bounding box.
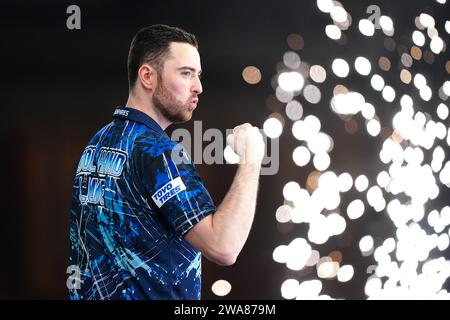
[178,66,202,75]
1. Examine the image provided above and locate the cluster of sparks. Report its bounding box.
[261,0,450,300]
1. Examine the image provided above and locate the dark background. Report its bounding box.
[1,0,449,299]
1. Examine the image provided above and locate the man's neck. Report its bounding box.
[125,92,171,130]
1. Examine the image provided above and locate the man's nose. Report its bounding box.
[192,76,203,95]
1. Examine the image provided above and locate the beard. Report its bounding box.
[152,79,194,124]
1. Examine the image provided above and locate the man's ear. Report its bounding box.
[138,64,157,91]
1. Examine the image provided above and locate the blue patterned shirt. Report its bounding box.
[69,107,216,300]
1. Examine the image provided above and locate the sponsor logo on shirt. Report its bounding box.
[114,109,129,117]
[152,177,186,208]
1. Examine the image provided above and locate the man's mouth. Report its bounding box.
[189,98,199,109]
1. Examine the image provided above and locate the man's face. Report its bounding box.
[153,42,203,124]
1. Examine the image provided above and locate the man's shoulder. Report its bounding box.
[134,132,178,158]
[89,119,160,143]
[86,120,179,159]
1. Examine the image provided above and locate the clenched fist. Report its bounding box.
[227,123,265,165]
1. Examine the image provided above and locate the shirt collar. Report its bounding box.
[112,107,164,134]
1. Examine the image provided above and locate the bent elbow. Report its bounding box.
[205,249,238,266]
[217,252,237,266]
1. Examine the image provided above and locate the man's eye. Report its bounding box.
[181,71,191,77]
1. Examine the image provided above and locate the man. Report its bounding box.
[69,24,264,300]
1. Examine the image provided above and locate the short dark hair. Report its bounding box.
[127,24,198,90]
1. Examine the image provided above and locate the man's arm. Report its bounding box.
[184,123,265,266]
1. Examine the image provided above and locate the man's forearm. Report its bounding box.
[212,164,261,260]
[184,123,265,266]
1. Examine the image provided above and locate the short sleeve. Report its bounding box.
[139,140,216,237]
